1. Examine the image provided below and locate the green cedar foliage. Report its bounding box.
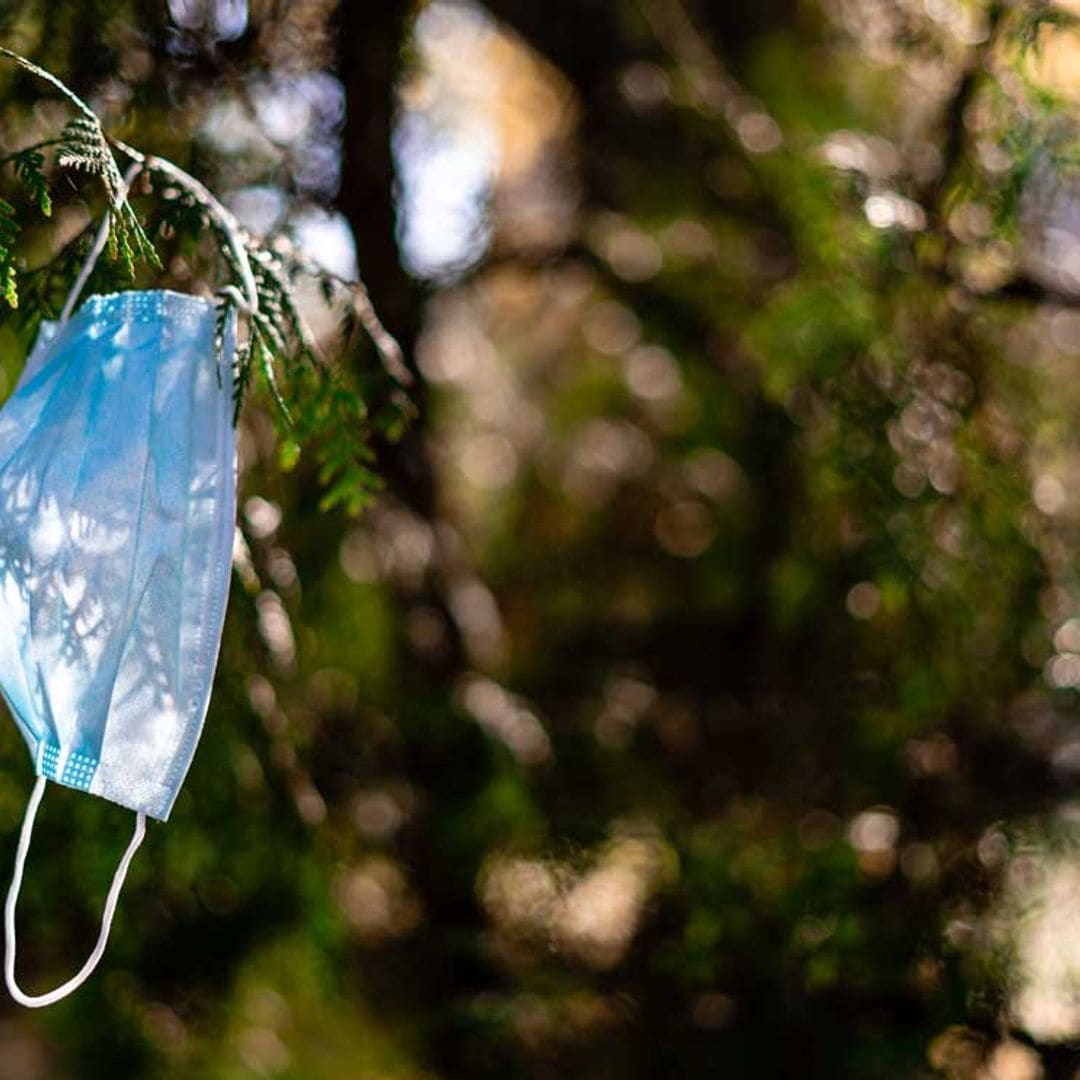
[0,48,412,514]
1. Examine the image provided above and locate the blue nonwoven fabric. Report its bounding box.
[0,290,236,821]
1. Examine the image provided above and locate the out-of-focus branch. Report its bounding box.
[640,0,784,157]
[976,273,1080,309]
[921,1,1006,232]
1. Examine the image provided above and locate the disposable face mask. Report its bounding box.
[0,162,257,1006]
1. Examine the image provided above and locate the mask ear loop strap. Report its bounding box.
[4,776,146,1008]
[58,153,260,323]
[58,160,145,328]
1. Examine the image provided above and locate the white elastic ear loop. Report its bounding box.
[58,152,260,322]
[58,160,145,327]
[4,776,146,1008]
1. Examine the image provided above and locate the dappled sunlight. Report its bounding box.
[972,836,1080,1047]
[334,856,423,944]
[479,827,675,970]
[458,674,550,766]
[394,1,576,279]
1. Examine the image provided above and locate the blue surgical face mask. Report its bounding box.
[0,164,250,1006]
[0,289,236,819]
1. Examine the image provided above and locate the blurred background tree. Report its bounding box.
[0,0,1078,1077]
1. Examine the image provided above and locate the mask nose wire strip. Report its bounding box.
[4,776,147,1007]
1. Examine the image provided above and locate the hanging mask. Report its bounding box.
[0,162,256,1006]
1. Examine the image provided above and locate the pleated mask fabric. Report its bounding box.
[0,290,236,821]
